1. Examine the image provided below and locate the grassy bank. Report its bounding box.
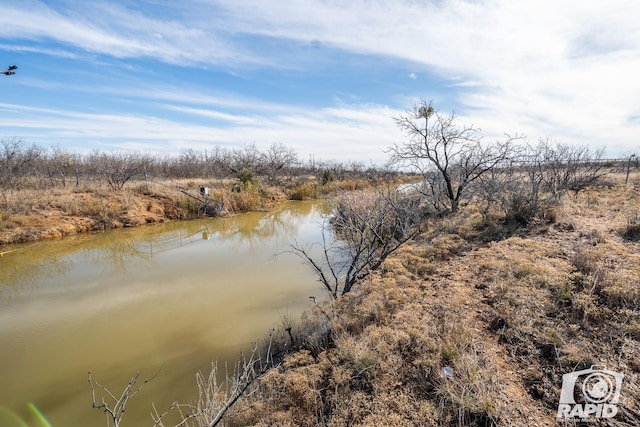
[213,175,640,426]
[0,175,408,246]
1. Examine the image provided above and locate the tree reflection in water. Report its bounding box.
[0,200,327,287]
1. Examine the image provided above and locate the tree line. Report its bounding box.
[0,138,396,195]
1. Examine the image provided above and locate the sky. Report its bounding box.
[0,0,639,164]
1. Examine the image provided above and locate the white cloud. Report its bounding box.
[408,73,416,80]
[0,1,262,66]
[1,0,639,156]
[205,0,640,154]
[0,101,403,163]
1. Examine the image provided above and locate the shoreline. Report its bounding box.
[0,177,289,247]
[217,179,640,425]
[0,192,199,247]
[0,176,408,248]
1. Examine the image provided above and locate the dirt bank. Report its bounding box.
[0,192,186,246]
[0,181,288,246]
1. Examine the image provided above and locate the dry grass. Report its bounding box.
[0,175,388,246]
[0,182,188,244]
[209,176,640,426]
[4,170,639,424]
[0,180,263,245]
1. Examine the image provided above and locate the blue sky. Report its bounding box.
[1,0,639,164]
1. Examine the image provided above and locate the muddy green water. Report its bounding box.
[0,201,329,427]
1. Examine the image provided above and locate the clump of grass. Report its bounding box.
[570,246,602,276]
[289,183,318,200]
[420,234,466,261]
[228,189,267,212]
[504,194,558,227]
[334,178,369,192]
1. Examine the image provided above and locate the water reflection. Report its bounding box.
[0,200,327,287]
[0,200,329,426]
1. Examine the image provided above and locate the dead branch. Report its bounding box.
[88,369,159,427]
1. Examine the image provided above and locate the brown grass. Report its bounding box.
[213,176,640,426]
[0,175,392,246]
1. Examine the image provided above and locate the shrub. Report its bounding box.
[321,169,334,185]
[292,189,424,298]
[289,183,318,200]
[235,168,255,189]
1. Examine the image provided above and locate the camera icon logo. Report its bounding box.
[557,365,624,420]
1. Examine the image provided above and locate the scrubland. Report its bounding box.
[4,132,639,425]
[210,173,640,426]
[0,138,401,247]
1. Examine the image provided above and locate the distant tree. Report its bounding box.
[208,146,234,179]
[232,144,263,174]
[533,139,607,197]
[321,169,334,185]
[474,140,608,226]
[177,148,201,178]
[626,153,638,184]
[41,146,76,188]
[89,151,153,191]
[236,167,255,190]
[261,142,298,184]
[0,138,42,202]
[389,100,521,213]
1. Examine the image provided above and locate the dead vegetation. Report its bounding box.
[5,129,639,424]
[178,173,639,426]
[0,175,408,246]
[0,138,409,246]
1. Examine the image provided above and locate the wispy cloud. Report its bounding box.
[205,0,640,150]
[0,0,262,66]
[0,101,403,162]
[1,0,639,157]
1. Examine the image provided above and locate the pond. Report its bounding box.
[0,200,330,426]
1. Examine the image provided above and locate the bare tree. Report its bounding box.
[292,189,424,298]
[261,142,298,184]
[41,146,78,188]
[0,137,42,203]
[473,163,516,220]
[89,151,153,191]
[474,140,607,226]
[534,139,607,197]
[389,100,521,213]
[231,144,263,175]
[626,153,638,184]
[207,146,234,179]
[177,149,206,179]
